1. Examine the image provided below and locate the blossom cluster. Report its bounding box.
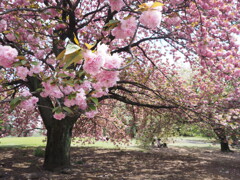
[111,1,163,39]
[35,44,123,120]
[83,44,122,89]
[19,90,39,111]
[108,0,124,12]
[112,17,137,39]
[0,45,18,68]
[139,2,163,29]
[16,64,44,80]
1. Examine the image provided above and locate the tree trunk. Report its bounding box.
[27,76,80,170]
[43,120,74,171]
[220,141,231,152]
[213,126,233,152]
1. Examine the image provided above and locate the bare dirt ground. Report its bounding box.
[0,146,240,180]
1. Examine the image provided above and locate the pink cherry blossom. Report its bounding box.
[20,89,32,97]
[53,112,66,120]
[64,89,87,110]
[55,23,67,30]
[35,50,45,59]
[61,85,74,95]
[83,50,105,75]
[234,69,240,78]
[85,110,98,118]
[16,66,29,80]
[97,44,109,55]
[112,17,137,39]
[104,53,122,69]
[28,64,44,76]
[170,0,184,5]
[0,45,18,68]
[75,89,87,110]
[0,19,7,32]
[20,96,39,111]
[6,33,16,41]
[64,98,76,107]
[139,10,162,29]
[79,81,92,91]
[92,88,108,98]
[108,0,124,12]
[96,70,120,88]
[41,81,64,98]
[165,16,181,26]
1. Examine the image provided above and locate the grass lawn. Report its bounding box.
[0,136,46,147]
[167,136,219,149]
[0,136,219,149]
[0,136,139,150]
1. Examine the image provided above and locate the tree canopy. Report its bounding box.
[0,0,239,170]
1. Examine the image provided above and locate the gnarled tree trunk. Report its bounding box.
[28,77,81,171]
[43,120,74,171]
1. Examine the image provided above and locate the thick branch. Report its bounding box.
[100,92,178,109]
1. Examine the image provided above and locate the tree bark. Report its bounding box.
[213,126,233,152]
[43,120,74,171]
[27,76,81,170]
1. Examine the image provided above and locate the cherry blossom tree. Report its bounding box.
[0,0,239,170]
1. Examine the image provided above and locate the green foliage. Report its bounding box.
[176,123,216,138]
[0,118,3,130]
[34,146,45,157]
[103,20,120,31]
[10,97,23,109]
[135,113,177,146]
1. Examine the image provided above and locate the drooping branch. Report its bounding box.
[100,92,178,109]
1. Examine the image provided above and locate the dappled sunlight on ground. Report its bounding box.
[0,146,240,179]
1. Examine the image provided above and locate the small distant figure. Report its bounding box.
[152,138,167,148]
[152,139,156,147]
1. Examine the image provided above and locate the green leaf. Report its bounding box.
[31,61,39,65]
[10,97,22,109]
[63,50,82,69]
[64,79,75,86]
[13,59,28,67]
[52,106,61,113]
[63,107,73,114]
[35,88,42,93]
[68,93,76,100]
[56,49,66,60]
[13,61,23,67]
[89,104,97,111]
[21,60,28,65]
[58,73,69,78]
[78,71,85,78]
[103,20,120,31]
[65,43,81,55]
[89,97,99,105]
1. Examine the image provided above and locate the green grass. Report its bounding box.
[0,136,219,150]
[0,136,141,150]
[173,136,214,141]
[0,136,46,147]
[167,136,219,148]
